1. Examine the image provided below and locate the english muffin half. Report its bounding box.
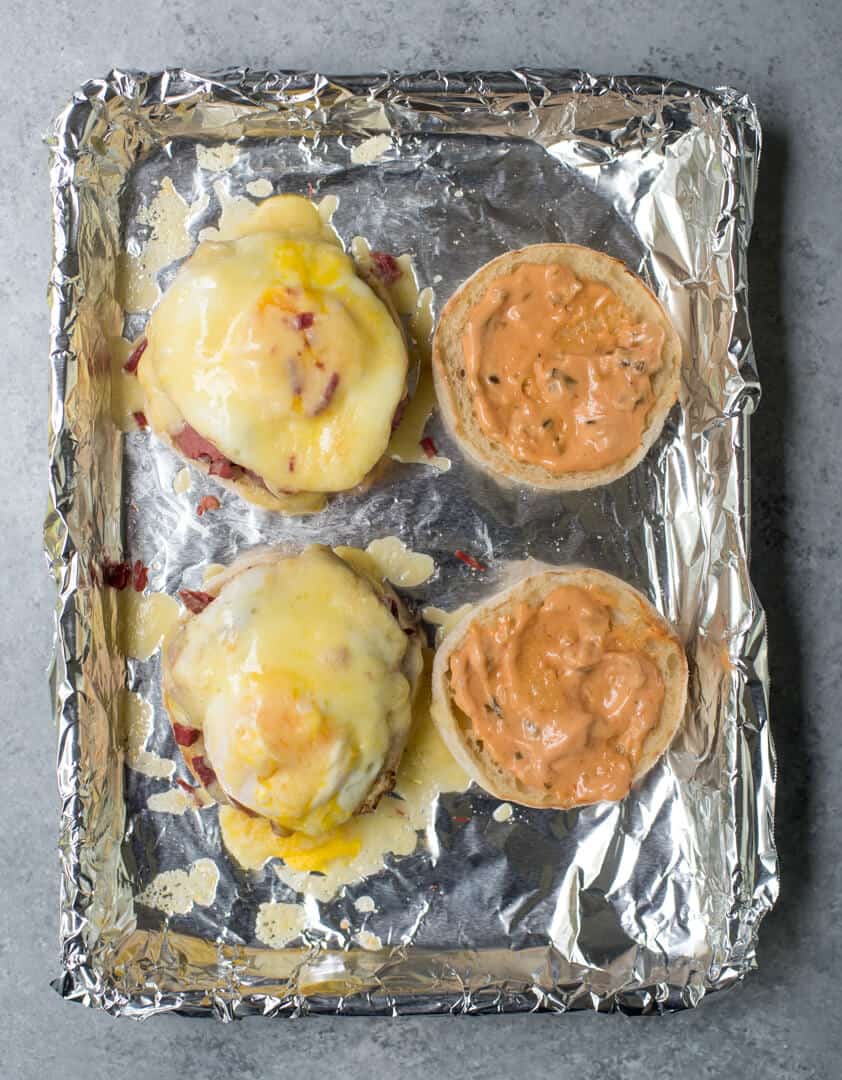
[432,244,682,491]
[431,567,687,811]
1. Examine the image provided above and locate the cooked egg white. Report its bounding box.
[139,195,408,493]
[165,548,413,836]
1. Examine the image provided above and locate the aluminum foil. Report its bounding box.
[46,69,775,1017]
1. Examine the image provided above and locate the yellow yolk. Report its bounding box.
[165,548,413,835]
[138,195,408,494]
[219,809,364,873]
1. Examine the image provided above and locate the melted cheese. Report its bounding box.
[347,240,448,472]
[118,591,180,661]
[165,548,413,836]
[172,466,192,494]
[246,178,274,198]
[219,649,470,901]
[136,858,219,916]
[120,688,174,779]
[140,194,408,494]
[147,787,192,815]
[196,143,241,173]
[255,902,308,948]
[354,929,383,951]
[118,177,209,312]
[201,563,227,586]
[423,603,475,644]
[387,286,450,471]
[365,537,435,587]
[351,134,393,165]
[108,336,147,431]
[334,538,435,589]
[197,179,259,244]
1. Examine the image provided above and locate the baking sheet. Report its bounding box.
[46,68,776,1016]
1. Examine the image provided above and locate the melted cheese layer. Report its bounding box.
[166,548,413,835]
[139,195,408,493]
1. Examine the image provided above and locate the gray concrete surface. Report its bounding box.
[1,1,839,1077]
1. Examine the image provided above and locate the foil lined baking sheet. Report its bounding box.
[46,69,775,1017]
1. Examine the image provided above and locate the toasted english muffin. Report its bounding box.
[431,567,688,810]
[432,243,682,491]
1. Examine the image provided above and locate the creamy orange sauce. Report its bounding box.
[448,585,665,805]
[461,262,665,474]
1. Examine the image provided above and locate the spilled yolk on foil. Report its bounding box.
[165,547,414,837]
[138,195,408,494]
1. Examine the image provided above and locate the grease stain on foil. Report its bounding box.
[246,178,274,198]
[351,134,393,165]
[119,689,173,779]
[136,858,220,916]
[108,336,146,431]
[196,143,241,173]
[255,902,307,948]
[354,929,383,951]
[147,788,192,815]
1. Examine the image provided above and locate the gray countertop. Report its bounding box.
[1,2,839,1076]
